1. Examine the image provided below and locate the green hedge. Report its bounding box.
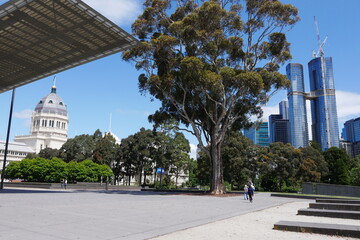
[5,157,113,183]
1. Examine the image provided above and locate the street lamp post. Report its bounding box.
[1,88,16,189]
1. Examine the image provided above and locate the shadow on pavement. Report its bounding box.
[0,188,68,194]
[0,188,180,196]
[74,189,186,196]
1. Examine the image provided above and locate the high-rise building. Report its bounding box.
[244,122,269,147]
[308,57,339,150]
[269,114,290,144]
[286,63,309,148]
[343,117,360,143]
[279,100,289,120]
[14,84,68,153]
[342,117,360,157]
[243,127,256,144]
[257,122,269,147]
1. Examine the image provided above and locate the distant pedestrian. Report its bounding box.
[248,184,254,203]
[243,185,249,200]
[61,179,64,189]
[64,179,67,190]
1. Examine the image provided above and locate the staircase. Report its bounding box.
[274,199,360,238]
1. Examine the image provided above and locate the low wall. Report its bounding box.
[4,182,55,189]
[4,182,141,191]
[302,182,360,197]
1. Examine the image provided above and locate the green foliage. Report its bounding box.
[123,0,298,194]
[224,181,232,192]
[195,150,211,186]
[323,147,350,185]
[280,184,301,193]
[115,127,192,187]
[93,133,117,166]
[5,157,113,183]
[60,133,96,162]
[297,146,328,183]
[59,129,113,163]
[350,167,360,186]
[187,158,199,187]
[222,131,254,189]
[256,142,299,191]
[38,148,60,160]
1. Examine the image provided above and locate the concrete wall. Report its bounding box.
[4,182,141,191]
[302,182,360,197]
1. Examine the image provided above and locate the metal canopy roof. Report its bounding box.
[0,0,138,93]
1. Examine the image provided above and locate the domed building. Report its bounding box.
[14,84,68,153]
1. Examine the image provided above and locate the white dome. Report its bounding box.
[104,131,121,145]
[35,86,67,115]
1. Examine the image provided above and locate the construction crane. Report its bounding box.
[312,16,328,58]
[312,16,331,149]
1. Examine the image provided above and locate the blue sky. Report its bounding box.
[1,0,360,157]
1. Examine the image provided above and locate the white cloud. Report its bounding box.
[259,90,360,139]
[189,143,197,160]
[336,90,360,121]
[14,109,33,130]
[83,0,142,25]
[261,105,279,121]
[14,109,33,119]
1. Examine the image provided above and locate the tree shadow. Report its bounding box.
[0,188,68,194]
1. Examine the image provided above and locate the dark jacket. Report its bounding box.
[248,187,254,195]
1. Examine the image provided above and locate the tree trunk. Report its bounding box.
[139,168,143,187]
[210,140,225,194]
[143,172,147,186]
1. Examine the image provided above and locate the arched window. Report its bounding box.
[59,102,63,106]
[39,100,43,104]
[48,100,53,104]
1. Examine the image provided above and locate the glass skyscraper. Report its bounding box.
[308,57,339,150]
[286,63,309,148]
[257,122,269,147]
[279,100,289,120]
[269,114,290,144]
[347,118,360,142]
[244,122,269,147]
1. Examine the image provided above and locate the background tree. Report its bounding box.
[195,150,211,187]
[123,0,299,194]
[167,131,191,186]
[257,142,298,191]
[323,147,350,185]
[132,128,155,185]
[222,131,254,190]
[116,134,137,185]
[187,158,199,187]
[38,148,60,160]
[350,156,360,186]
[297,146,328,183]
[93,133,117,166]
[59,134,95,162]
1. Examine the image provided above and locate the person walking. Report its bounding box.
[248,184,254,203]
[243,185,249,200]
[64,179,68,190]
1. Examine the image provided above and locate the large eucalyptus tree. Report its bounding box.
[123,0,298,194]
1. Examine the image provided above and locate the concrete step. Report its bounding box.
[298,208,360,219]
[316,199,360,204]
[310,202,360,211]
[274,221,360,238]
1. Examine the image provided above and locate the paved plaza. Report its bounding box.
[2,188,356,240]
[0,188,300,240]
